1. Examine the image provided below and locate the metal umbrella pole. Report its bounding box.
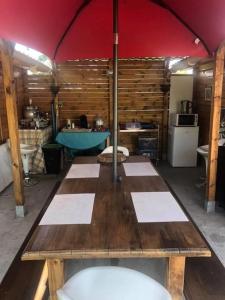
[113,0,119,182]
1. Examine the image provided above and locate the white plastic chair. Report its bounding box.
[102,146,129,157]
[57,266,171,300]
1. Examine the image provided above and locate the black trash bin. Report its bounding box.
[42,143,63,174]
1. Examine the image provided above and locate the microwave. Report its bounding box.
[170,113,198,127]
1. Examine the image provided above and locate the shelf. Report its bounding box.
[119,129,158,133]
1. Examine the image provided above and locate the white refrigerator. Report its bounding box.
[168,126,199,167]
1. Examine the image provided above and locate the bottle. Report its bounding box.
[67,119,71,129]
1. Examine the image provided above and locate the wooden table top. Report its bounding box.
[22,156,210,261]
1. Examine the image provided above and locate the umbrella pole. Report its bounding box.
[113,0,118,182]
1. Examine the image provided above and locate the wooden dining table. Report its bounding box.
[22,156,211,300]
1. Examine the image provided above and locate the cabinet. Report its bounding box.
[119,126,160,160]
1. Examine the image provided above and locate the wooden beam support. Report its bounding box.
[206,42,225,212]
[47,259,64,300]
[166,256,186,300]
[0,39,25,214]
[162,58,170,159]
[34,261,48,300]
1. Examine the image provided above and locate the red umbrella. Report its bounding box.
[1,0,223,61]
[1,0,225,179]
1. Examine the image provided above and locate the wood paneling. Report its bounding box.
[24,59,169,154]
[0,59,169,151]
[24,74,52,114]
[193,59,225,146]
[117,59,168,155]
[24,61,110,128]
[117,60,165,114]
[57,60,110,128]
[193,68,212,146]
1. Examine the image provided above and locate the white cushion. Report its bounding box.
[102,146,129,157]
[57,266,171,300]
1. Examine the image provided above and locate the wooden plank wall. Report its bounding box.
[117,59,167,153]
[24,59,169,154]
[23,74,52,113]
[0,64,25,144]
[24,61,110,127]
[57,60,109,127]
[193,60,225,146]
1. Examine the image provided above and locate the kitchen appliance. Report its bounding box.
[95,116,104,131]
[95,116,104,127]
[170,113,198,127]
[23,105,38,120]
[168,126,199,167]
[23,98,39,120]
[66,119,72,128]
[181,100,193,114]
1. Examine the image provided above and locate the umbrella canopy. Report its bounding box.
[1,0,224,61]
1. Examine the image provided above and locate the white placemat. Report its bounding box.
[40,193,95,225]
[66,164,100,178]
[131,192,188,223]
[123,162,158,176]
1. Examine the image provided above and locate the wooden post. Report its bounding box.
[47,259,64,300]
[34,261,48,300]
[162,58,170,160]
[166,256,186,300]
[206,42,225,212]
[0,113,4,142]
[0,39,25,216]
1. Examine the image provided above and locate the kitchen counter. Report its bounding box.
[19,126,52,173]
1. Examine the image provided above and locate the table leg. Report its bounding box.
[47,259,64,300]
[166,256,186,300]
[106,136,110,147]
[34,261,48,300]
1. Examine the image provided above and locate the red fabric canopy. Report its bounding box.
[0,0,224,61]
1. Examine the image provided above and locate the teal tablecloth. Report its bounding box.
[56,131,110,150]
